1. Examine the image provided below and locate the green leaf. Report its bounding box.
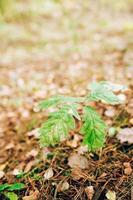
[0,183,10,191]
[68,104,81,120]
[80,106,107,151]
[38,95,84,111]
[88,82,121,104]
[0,183,25,192]
[59,96,84,103]
[8,183,25,191]
[39,106,75,147]
[38,96,62,110]
[37,82,124,151]
[4,192,18,200]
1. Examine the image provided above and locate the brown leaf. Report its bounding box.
[117,128,133,143]
[57,181,69,192]
[27,128,40,138]
[85,186,94,200]
[68,153,89,169]
[66,134,82,148]
[24,160,35,173]
[71,168,85,180]
[22,190,39,200]
[44,167,54,180]
[131,187,133,200]
[26,149,38,158]
[0,170,5,179]
[98,172,107,179]
[5,143,15,150]
[0,163,8,171]
[123,162,132,175]
[41,147,51,162]
[12,168,22,176]
[129,118,133,125]
[77,145,88,155]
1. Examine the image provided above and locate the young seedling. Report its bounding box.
[37,82,123,151]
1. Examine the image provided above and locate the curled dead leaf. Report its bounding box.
[0,163,8,171]
[22,190,39,200]
[12,168,22,176]
[26,149,38,158]
[24,160,35,173]
[68,153,89,169]
[41,147,51,162]
[44,167,54,180]
[66,134,81,148]
[0,170,5,179]
[117,128,133,144]
[129,118,133,125]
[27,128,40,138]
[5,143,15,150]
[71,167,84,180]
[123,162,132,175]
[85,186,94,200]
[98,172,107,179]
[57,181,69,192]
[77,145,88,155]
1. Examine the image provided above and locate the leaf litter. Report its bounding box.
[0,0,133,199]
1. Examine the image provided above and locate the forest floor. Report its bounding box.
[0,1,133,199]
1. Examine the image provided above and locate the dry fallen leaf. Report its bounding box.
[98,172,107,179]
[106,190,116,200]
[12,168,22,176]
[22,190,39,200]
[131,186,133,200]
[41,147,51,162]
[66,134,81,148]
[123,162,132,175]
[44,167,54,180]
[5,143,15,150]
[71,167,85,180]
[26,149,38,158]
[0,163,8,171]
[68,153,89,169]
[77,145,88,155]
[129,118,133,125]
[85,186,94,200]
[117,128,133,143]
[0,170,5,179]
[27,128,40,138]
[57,181,69,192]
[24,160,35,173]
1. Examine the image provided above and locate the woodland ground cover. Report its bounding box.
[0,1,132,199]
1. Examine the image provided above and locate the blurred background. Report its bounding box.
[0,0,132,102]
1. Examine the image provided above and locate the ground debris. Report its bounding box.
[117,128,133,143]
[85,186,94,200]
[68,153,89,169]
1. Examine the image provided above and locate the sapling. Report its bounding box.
[36,82,123,151]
